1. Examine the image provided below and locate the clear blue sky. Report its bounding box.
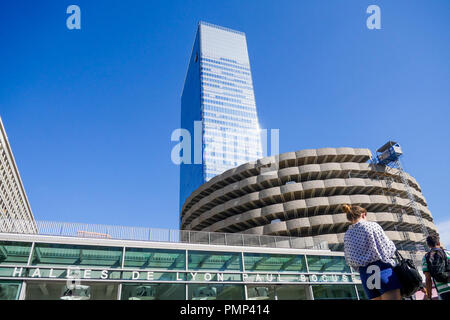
[0,1,449,239]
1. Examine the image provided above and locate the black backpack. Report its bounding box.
[425,248,450,283]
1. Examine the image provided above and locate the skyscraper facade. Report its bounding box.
[180,22,263,214]
[0,116,37,233]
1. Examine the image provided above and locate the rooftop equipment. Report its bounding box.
[376,141,403,165]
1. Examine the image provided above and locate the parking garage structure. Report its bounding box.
[180,148,438,259]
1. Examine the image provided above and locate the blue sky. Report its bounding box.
[0,1,449,244]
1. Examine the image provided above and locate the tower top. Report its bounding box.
[198,21,246,36]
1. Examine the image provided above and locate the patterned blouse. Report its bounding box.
[344,220,397,268]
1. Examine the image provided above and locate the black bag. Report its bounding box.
[393,251,423,297]
[425,248,450,283]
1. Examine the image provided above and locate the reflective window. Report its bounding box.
[188,284,244,300]
[0,281,21,300]
[180,22,263,209]
[244,253,307,272]
[0,241,32,265]
[306,255,350,273]
[0,267,16,277]
[124,248,185,270]
[121,283,185,300]
[25,281,119,300]
[276,285,308,300]
[356,284,368,300]
[312,285,358,300]
[31,243,122,268]
[246,285,276,300]
[188,251,241,271]
[246,284,308,300]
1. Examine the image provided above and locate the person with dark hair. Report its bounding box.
[343,204,402,300]
[422,235,450,300]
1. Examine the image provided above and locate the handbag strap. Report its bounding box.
[395,250,404,262]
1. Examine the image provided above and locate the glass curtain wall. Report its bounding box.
[0,281,21,300]
[180,22,263,211]
[0,240,361,300]
[312,285,358,300]
[247,285,308,300]
[199,22,263,181]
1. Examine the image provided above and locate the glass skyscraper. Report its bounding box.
[180,21,263,213]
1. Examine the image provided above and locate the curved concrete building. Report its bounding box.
[180,148,438,256]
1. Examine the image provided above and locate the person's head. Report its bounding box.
[342,204,367,224]
[426,235,441,248]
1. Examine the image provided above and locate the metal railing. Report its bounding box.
[0,219,329,251]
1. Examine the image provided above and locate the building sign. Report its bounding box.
[3,267,361,284]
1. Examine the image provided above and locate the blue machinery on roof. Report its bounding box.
[375,141,403,166]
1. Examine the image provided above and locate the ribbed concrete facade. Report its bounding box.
[180,148,438,255]
[0,117,37,233]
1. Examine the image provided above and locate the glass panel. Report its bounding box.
[306,255,350,273]
[244,253,307,272]
[188,284,244,300]
[0,267,15,277]
[246,285,276,300]
[0,241,32,265]
[246,285,308,300]
[275,285,308,300]
[121,283,185,300]
[312,285,358,300]
[25,281,119,300]
[188,251,241,271]
[31,243,122,268]
[0,281,22,300]
[356,284,368,300]
[124,248,185,270]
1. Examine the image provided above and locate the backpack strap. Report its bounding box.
[442,249,450,270]
[436,248,447,263]
[425,251,431,266]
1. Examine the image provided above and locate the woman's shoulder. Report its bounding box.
[346,221,383,236]
[344,226,356,240]
[363,220,382,230]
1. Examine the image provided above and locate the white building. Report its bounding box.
[0,116,37,233]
